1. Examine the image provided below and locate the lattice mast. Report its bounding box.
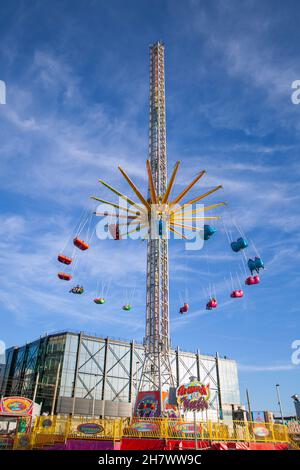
[139,42,175,399]
[91,42,225,414]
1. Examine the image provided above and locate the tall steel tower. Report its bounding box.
[92,42,224,415]
[139,42,175,402]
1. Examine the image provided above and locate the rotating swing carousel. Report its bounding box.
[56,158,265,313]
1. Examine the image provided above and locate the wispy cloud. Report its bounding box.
[238,363,296,372]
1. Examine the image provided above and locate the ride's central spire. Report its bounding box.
[89,42,225,408]
[140,41,175,394]
[148,41,167,198]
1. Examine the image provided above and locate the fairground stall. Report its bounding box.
[0,397,40,450]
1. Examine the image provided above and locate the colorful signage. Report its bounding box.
[77,423,104,435]
[0,397,33,416]
[253,425,269,438]
[176,381,210,412]
[130,421,158,433]
[174,422,202,435]
[41,419,53,428]
[162,390,180,418]
[135,391,160,417]
[164,407,180,418]
[0,437,14,449]
[17,435,30,448]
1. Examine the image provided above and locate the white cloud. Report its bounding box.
[238,363,296,372]
[0,215,26,238]
[0,211,146,338]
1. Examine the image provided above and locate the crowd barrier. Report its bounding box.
[9,416,291,449]
[123,417,288,443]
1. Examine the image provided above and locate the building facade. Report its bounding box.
[0,331,241,421]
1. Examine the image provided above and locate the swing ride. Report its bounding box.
[56,45,265,313]
[57,272,72,281]
[245,275,260,286]
[248,256,264,275]
[231,237,248,252]
[73,237,89,251]
[55,42,266,409]
[122,304,132,311]
[70,285,84,295]
[57,254,72,265]
[206,298,218,310]
[231,290,244,299]
[204,224,216,240]
[179,303,189,314]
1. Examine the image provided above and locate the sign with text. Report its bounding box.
[176,381,210,412]
[77,423,104,435]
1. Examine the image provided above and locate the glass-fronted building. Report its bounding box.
[0,331,241,421]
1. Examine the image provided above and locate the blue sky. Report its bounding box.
[0,0,300,415]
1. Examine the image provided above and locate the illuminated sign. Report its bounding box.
[0,397,33,416]
[176,381,210,412]
[77,423,104,435]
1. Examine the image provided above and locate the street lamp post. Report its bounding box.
[276,384,284,424]
[246,388,252,421]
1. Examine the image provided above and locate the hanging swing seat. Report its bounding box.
[230,290,244,298]
[179,303,189,314]
[58,272,72,281]
[94,298,105,304]
[231,237,248,252]
[247,257,264,275]
[245,275,260,285]
[73,237,89,250]
[122,304,132,311]
[70,285,84,294]
[206,298,218,309]
[57,254,72,265]
[204,225,216,241]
